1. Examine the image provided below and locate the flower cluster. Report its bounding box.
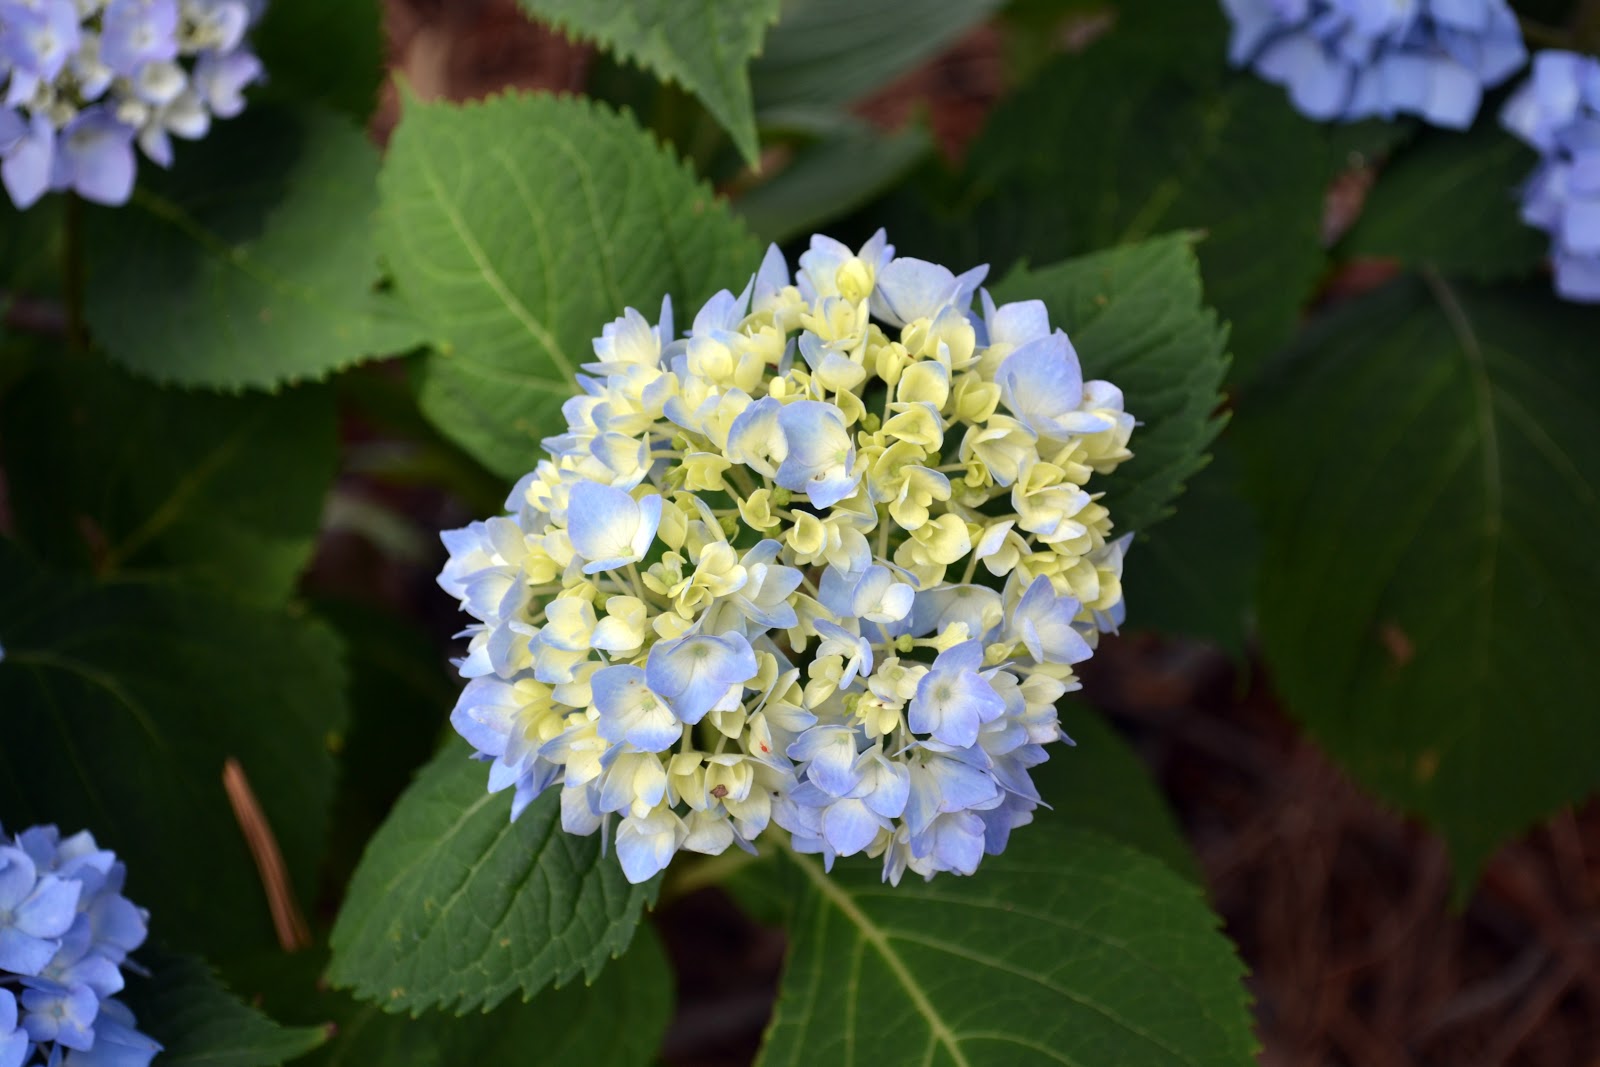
[1221,0,1525,128]
[1501,50,1600,303]
[439,230,1135,885]
[0,824,158,1067]
[0,0,264,210]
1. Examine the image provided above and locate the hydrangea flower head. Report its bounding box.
[1222,0,1525,128]
[1501,50,1600,303]
[0,823,160,1067]
[438,230,1137,885]
[0,0,264,209]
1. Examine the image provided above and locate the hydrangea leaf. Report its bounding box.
[253,0,386,121]
[1044,706,1200,882]
[234,932,670,1067]
[380,91,761,479]
[517,0,779,164]
[1120,443,1260,657]
[751,0,1002,112]
[0,196,62,298]
[124,950,328,1067]
[756,830,1254,1067]
[736,113,932,243]
[0,542,349,960]
[1341,121,1546,279]
[910,41,1332,379]
[326,738,658,1014]
[1,356,335,605]
[85,102,422,390]
[994,233,1229,534]
[314,600,461,895]
[1239,276,1600,887]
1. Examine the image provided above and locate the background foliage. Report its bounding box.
[2,0,1597,1063]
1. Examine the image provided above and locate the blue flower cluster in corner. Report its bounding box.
[1502,51,1600,303]
[0,0,264,210]
[0,824,158,1067]
[438,231,1137,886]
[1222,0,1525,128]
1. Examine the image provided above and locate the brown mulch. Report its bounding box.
[369,4,1600,1063]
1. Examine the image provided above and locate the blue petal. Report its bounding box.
[2,117,54,209]
[788,725,861,797]
[870,257,988,327]
[645,634,757,724]
[822,798,882,856]
[1257,33,1351,120]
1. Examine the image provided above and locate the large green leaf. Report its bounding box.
[381,92,762,478]
[1,356,335,605]
[752,0,1003,112]
[1120,442,1259,656]
[327,739,658,1014]
[756,830,1253,1067]
[232,930,671,1067]
[1044,706,1199,882]
[125,950,328,1067]
[1239,276,1600,883]
[517,0,779,164]
[919,39,1334,377]
[314,599,459,896]
[994,234,1229,534]
[0,543,348,958]
[1341,120,1545,279]
[85,103,421,390]
[253,0,386,121]
[736,113,932,243]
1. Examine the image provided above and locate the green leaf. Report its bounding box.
[1341,120,1546,279]
[238,930,672,1067]
[125,950,328,1067]
[517,0,779,164]
[0,542,348,959]
[736,114,932,243]
[327,738,658,1014]
[381,91,762,478]
[993,234,1229,534]
[752,0,1003,112]
[252,0,385,121]
[1239,275,1600,883]
[933,46,1332,377]
[756,831,1253,1067]
[314,599,459,895]
[85,102,422,390]
[2,355,335,605]
[1046,707,1200,881]
[0,196,63,298]
[1121,442,1259,656]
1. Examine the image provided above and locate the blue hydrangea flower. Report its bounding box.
[1222,0,1526,128]
[1502,50,1600,303]
[0,824,159,1067]
[0,0,265,209]
[438,229,1137,884]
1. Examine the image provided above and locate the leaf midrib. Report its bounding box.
[787,850,970,1067]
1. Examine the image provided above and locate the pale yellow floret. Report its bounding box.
[881,403,944,451]
[896,360,951,409]
[736,487,781,530]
